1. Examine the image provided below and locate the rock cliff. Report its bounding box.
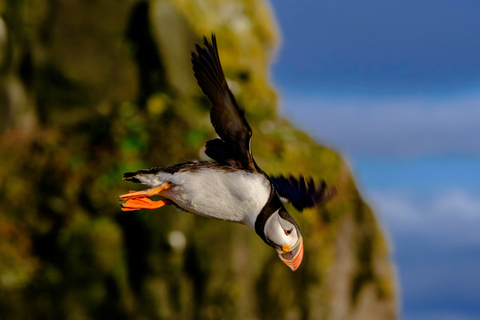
[0,0,397,319]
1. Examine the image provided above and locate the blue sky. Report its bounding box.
[269,1,480,319]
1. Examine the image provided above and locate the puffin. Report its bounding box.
[119,35,334,271]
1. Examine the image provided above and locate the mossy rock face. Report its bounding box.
[0,0,397,319]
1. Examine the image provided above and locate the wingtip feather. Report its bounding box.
[271,175,336,211]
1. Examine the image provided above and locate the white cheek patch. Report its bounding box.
[264,210,298,248]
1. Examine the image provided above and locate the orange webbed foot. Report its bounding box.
[121,198,172,211]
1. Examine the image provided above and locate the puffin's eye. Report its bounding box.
[285,229,292,236]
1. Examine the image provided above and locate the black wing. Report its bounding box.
[270,175,336,212]
[191,34,256,171]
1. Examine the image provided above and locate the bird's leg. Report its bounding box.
[118,182,171,200]
[121,198,172,211]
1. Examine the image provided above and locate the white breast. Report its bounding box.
[157,169,271,229]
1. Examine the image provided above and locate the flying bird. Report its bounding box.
[119,35,335,271]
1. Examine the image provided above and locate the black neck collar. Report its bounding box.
[254,189,283,246]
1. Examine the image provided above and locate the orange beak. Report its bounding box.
[278,237,304,271]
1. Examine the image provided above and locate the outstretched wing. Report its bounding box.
[191,34,256,171]
[270,175,336,212]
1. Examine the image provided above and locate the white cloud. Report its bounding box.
[280,92,480,157]
[367,188,480,318]
[368,188,480,247]
[431,190,480,219]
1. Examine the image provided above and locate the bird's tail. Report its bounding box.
[122,171,141,183]
[122,167,165,186]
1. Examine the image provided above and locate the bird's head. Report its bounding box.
[261,207,304,271]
